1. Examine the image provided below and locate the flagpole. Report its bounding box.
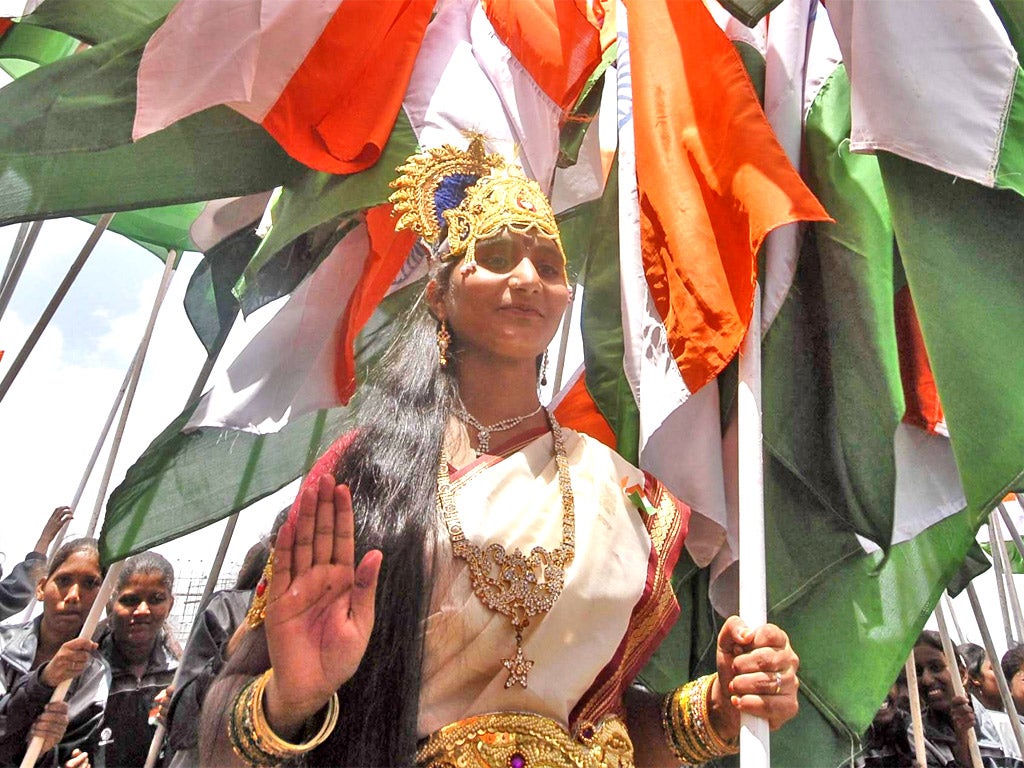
[142,509,240,768]
[942,594,966,645]
[86,248,179,537]
[0,215,113,403]
[550,276,578,394]
[1,222,31,294]
[904,652,928,768]
[15,351,141,623]
[934,601,984,768]
[998,503,1024,575]
[19,561,125,768]
[738,283,770,767]
[0,220,43,323]
[966,581,1024,757]
[991,512,1024,643]
[989,518,1016,648]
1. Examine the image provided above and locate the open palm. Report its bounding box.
[262,474,382,734]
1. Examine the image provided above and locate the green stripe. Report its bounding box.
[879,150,1024,521]
[0,21,305,226]
[994,65,1024,197]
[101,280,422,563]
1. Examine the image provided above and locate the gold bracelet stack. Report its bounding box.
[661,674,739,766]
[229,669,340,766]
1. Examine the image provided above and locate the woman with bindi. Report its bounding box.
[0,538,108,768]
[200,139,802,768]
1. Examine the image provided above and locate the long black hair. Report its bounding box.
[202,265,460,766]
[309,272,458,766]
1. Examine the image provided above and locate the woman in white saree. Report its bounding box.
[200,139,801,768]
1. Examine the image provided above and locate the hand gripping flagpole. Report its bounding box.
[20,561,125,768]
[738,283,770,766]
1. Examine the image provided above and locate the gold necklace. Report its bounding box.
[437,409,575,689]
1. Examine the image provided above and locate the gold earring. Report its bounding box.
[437,320,451,368]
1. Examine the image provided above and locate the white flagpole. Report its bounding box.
[738,284,770,766]
[967,581,1024,757]
[0,215,113,403]
[20,561,125,768]
[934,601,984,768]
[85,248,179,537]
[0,220,42,321]
[904,653,928,768]
[991,512,1024,643]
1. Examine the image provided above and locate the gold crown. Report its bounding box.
[389,137,563,267]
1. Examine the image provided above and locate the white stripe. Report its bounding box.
[186,224,370,434]
[828,0,1018,187]
[618,4,728,575]
[134,0,341,140]
[401,0,561,191]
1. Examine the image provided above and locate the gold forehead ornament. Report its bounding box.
[388,137,564,272]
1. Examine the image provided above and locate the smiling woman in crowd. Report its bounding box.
[95,551,180,768]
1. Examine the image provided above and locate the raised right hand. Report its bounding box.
[263,474,382,737]
[35,506,73,555]
[39,637,97,688]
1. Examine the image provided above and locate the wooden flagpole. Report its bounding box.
[0,215,113,403]
[934,601,983,768]
[989,518,1016,648]
[85,249,179,536]
[0,220,42,322]
[991,512,1024,643]
[966,582,1024,757]
[20,562,125,768]
[904,653,928,768]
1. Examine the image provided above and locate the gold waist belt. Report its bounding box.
[416,711,635,768]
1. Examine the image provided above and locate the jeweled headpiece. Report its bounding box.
[389,137,564,268]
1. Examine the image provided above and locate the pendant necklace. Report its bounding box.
[453,396,542,453]
[437,408,575,688]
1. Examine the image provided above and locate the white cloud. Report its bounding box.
[0,223,292,608]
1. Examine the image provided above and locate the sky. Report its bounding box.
[0,217,299,619]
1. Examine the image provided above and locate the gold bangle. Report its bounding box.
[229,669,339,766]
[661,674,738,765]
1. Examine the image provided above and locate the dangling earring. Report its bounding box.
[437,320,451,368]
[540,351,549,386]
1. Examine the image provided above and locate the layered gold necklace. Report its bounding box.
[436,409,575,689]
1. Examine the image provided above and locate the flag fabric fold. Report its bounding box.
[625,0,829,394]
[134,0,435,175]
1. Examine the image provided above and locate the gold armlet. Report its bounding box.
[228,668,339,766]
[661,673,739,766]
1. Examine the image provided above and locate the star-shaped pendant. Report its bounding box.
[502,645,534,689]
